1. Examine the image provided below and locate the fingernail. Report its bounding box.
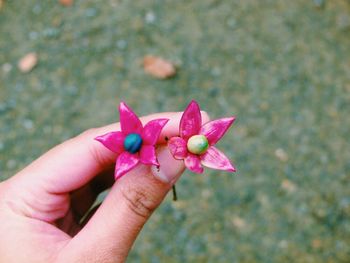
[151,146,185,184]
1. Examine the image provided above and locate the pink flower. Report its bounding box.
[95,102,169,179]
[168,100,236,174]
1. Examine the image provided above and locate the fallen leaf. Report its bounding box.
[275,148,288,162]
[18,52,38,73]
[143,55,176,79]
[59,0,73,6]
[0,0,4,10]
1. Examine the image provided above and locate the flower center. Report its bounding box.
[123,133,143,154]
[187,135,209,155]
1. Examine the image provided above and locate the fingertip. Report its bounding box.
[200,110,210,124]
[151,146,185,184]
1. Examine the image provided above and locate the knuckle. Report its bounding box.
[78,128,116,167]
[120,185,158,219]
[88,141,104,163]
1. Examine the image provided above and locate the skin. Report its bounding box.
[0,111,209,263]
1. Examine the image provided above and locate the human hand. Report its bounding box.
[0,111,209,263]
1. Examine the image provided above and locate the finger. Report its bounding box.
[59,146,185,262]
[15,111,209,194]
[69,166,114,222]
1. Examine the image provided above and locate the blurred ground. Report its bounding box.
[1,0,350,262]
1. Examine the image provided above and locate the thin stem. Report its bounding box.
[172,184,177,201]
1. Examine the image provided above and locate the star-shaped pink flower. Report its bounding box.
[168,100,236,173]
[95,102,169,179]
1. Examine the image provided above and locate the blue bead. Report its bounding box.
[123,133,143,154]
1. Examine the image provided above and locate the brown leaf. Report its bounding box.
[18,52,38,73]
[59,0,73,6]
[0,0,4,10]
[143,55,176,79]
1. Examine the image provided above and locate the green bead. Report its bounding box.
[124,133,143,153]
[187,135,209,155]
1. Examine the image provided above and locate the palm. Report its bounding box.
[0,169,113,262]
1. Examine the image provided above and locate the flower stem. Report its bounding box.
[172,184,177,201]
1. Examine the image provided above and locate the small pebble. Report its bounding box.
[116,39,127,50]
[278,240,288,249]
[2,63,12,73]
[28,31,39,40]
[22,119,34,130]
[275,148,288,162]
[42,27,61,39]
[145,11,156,24]
[211,67,221,77]
[231,216,246,229]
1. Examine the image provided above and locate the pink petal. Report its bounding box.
[185,153,204,174]
[119,102,143,135]
[200,146,236,172]
[168,137,188,160]
[180,100,202,140]
[139,145,158,166]
[115,152,139,179]
[94,131,125,154]
[200,117,235,145]
[142,118,169,145]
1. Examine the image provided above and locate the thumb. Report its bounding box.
[61,146,185,262]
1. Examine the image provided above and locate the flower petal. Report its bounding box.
[200,146,236,172]
[200,117,235,145]
[115,152,139,179]
[94,131,125,154]
[180,100,202,140]
[139,145,158,166]
[184,153,204,174]
[119,102,143,135]
[142,118,169,145]
[168,137,188,160]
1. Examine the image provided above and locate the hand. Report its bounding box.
[0,111,209,263]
